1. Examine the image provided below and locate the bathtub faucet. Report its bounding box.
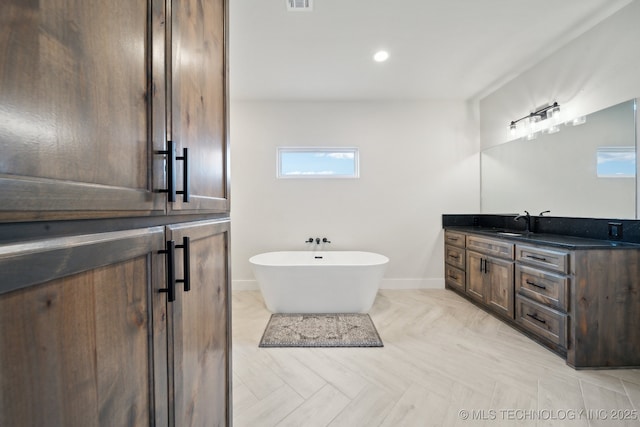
[306,237,331,244]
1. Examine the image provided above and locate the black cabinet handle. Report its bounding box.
[525,279,546,290]
[479,258,485,273]
[159,240,176,302]
[177,237,191,292]
[484,259,489,274]
[159,238,190,301]
[526,313,546,324]
[176,147,189,202]
[448,273,458,280]
[449,254,460,260]
[526,255,548,262]
[156,141,189,203]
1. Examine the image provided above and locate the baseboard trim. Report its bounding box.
[380,278,444,289]
[232,278,445,291]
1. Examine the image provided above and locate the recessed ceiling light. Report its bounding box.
[373,50,389,62]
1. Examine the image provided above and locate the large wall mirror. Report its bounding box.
[481,99,638,219]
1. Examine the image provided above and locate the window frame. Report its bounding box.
[276,147,360,179]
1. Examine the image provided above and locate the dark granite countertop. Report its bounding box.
[445,226,640,250]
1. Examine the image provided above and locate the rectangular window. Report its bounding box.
[596,147,636,178]
[277,147,359,179]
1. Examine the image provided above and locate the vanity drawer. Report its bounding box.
[515,245,569,274]
[445,265,465,292]
[467,235,514,260]
[444,231,466,248]
[516,296,567,348]
[445,245,465,269]
[516,265,568,311]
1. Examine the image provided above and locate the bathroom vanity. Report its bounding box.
[443,214,640,369]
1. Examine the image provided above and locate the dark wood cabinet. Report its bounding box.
[465,236,515,319]
[445,228,640,368]
[0,228,169,426]
[0,0,166,221]
[1,0,231,425]
[169,0,230,214]
[444,231,466,292]
[168,220,231,427]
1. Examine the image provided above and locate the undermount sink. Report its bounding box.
[497,231,524,237]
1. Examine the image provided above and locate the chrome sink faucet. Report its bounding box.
[514,211,531,233]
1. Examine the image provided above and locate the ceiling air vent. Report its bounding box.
[287,0,313,12]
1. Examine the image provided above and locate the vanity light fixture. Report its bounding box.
[509,102,561,140]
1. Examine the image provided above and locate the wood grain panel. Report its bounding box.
[486,256,515,319]
[445,244,465,269]
[169,0,229,213]
[515,264,568,311]
[169,219,231,427]
[569,249,640,368]
[444,231,465,249]
[0,0,165,220]
[467,235,514,260]
[0,257,154,426]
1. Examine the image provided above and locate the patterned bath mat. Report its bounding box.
[259,313,383,348]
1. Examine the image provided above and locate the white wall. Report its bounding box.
[230,100,480,290]
[480,0,640,150]
[479,0,640,218]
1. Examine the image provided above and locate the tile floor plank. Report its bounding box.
[233,290,640,427]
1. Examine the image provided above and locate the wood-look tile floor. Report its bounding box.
[232,290,640,426]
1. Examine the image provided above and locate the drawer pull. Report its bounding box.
[526,313,546,324]
[526,255,548,262]
[448,274,458,280]
[448,254,460,259]
[525,279,546,290]
[447,237,459,241]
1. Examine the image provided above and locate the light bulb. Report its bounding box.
[373,51,389,62]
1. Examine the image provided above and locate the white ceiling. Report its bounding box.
[229,0,633,101]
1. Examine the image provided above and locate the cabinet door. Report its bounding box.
[466,251,485,302]
[486,257,515,318]
[168,219,231,426]
[0,0,166,221]
[168,0,230,214]
[0,228,168,426]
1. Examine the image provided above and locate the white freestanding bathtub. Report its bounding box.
[249,251,389,313]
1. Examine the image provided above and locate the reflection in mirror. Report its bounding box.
[481,99,637,219]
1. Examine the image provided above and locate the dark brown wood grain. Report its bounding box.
[447,229,640,368]
[169,0,230,214]
[169,219,231,427]
[465,249,515,319]
[568,249,640,368]
[0,252,159,426]
[1,0,232,423]
[0,0,165,221]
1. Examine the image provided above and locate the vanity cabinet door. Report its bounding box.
[168,0,230,214]
[466,251,486,302]
[0,228,168,427]
[466,250,514,318]
[0,0,166,221]
[167,219,231,427]
[485,257,515,318]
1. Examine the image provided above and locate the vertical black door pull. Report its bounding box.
[156,141,190,203]
[176,236,191,292]
[159,237,190,301]
[177,147,190,202]
[159,240,176,302]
